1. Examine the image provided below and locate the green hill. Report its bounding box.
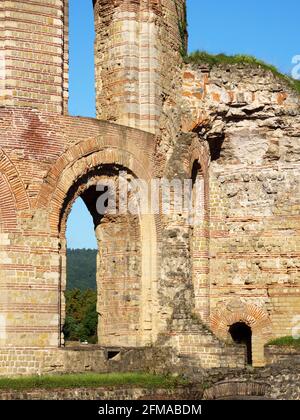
[66,248,97,290]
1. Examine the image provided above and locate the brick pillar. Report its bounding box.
[192,169,210,324]
[93,0,187,133]
[0,0,68,114]
[252,336,266,367]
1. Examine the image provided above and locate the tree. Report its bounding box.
[63,288,98,343]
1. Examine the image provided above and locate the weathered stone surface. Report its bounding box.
[0,0,299,380]
[93,0,186,133]
[0,0,68,113]
[158,61,300,367]
[0,386,202,401]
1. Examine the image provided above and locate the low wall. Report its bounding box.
[1,365,299,400]
[202,363,300,400]
[0,346,175,377]
[1,345,300,400]
[265,345,300,365]
[0,339,246,377]
[0,386,202,401]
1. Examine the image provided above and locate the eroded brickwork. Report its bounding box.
[0,0,68,113]
[159,63,300,366]
[0,0,299,376]
[93,0,186,133]
[0,110,157,350]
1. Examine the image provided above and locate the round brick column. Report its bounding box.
[93,0,187,133]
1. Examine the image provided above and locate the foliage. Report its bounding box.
[185,50,300,95]
[63,288,97,343]
[175,1,188,58]
[294,79,300,93]
[64,249,98,343]
[267,336,300,347]
[67,248,97,290]
[0,373,189,390]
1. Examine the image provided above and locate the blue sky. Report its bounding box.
[66,0,300,249]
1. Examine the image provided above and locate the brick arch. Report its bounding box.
[44,149,152,234]
[36,137,153,214]
[0,149,30,212]
[210,300,272,339]
[0,149,30,232]
[36,138,158,345]
[203,381,271,400]
[211,300,272,367]
[0,173,17,232]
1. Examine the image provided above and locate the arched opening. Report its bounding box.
[59,166,143,348]
[229,322,252,365]
[63,198,98,345]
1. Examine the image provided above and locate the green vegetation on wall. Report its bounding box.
[268,336,300,347]
[185,50,300,95]
[0,373,188,390]
[175,1,188,58]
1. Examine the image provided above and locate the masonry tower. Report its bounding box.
[0,0,68,114]
[93,0,187,133]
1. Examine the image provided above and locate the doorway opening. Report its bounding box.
[229,322,252,365]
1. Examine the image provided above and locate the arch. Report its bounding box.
[203,381,271,400]
[46,148,152,234]
[210,299,272,367]
[0,149,30,212]
[0,150,30,347]
[210,300,272,338]
[37,138,158,347]
[35,137,153,219]
[0,149,30,233]
[0,173,18,233]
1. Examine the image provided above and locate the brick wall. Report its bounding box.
[0,345,175,377]
[0,0,68,113]
[93,0,186,133]
[0,108,157,349]
[158,63,300,367]
[0,1,299,375]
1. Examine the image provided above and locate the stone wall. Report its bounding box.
[0,0,68,113]
[0,108,158,349]
[158,62,300,367]
[265,345,300,365]
[0,350,299,399]
[0,0,299,376]
[203,363,300,400]
[0,386,202,401]
[0,345,176,377]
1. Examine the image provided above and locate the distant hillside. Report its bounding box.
[66,249,97,290]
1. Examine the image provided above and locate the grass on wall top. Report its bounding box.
[267,336,300,347]
[185,51,300,95]
[0,373,188,391]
